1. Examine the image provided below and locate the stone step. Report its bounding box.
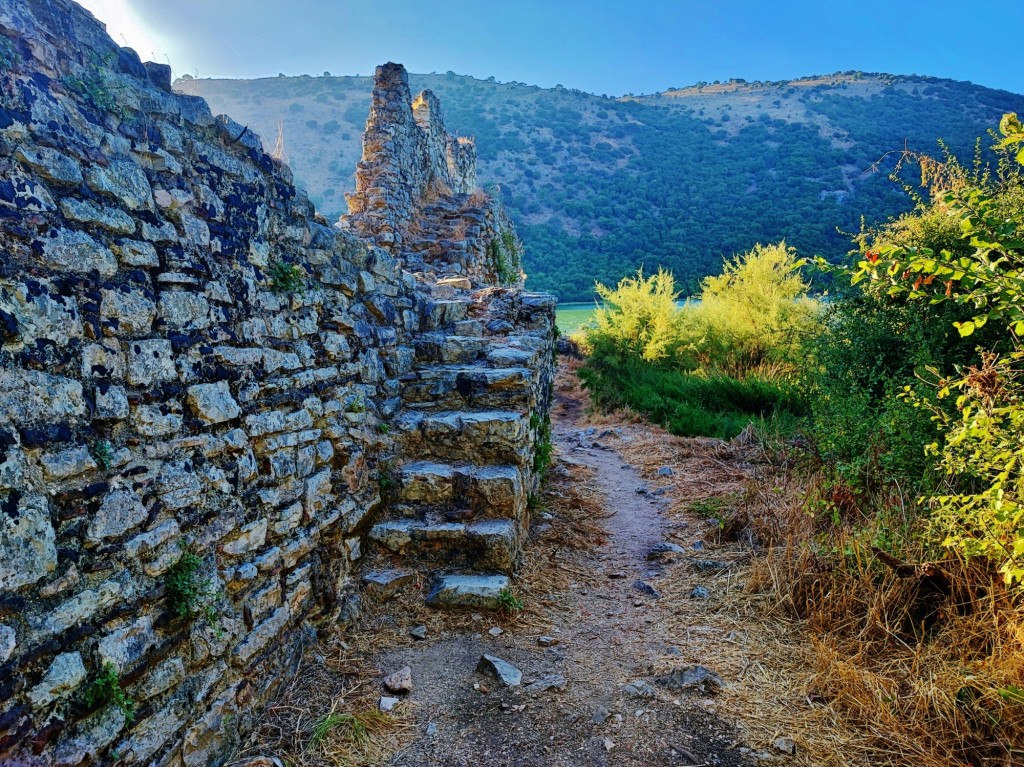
[421,299,470,330]
[401,364,534,411]
[425,574,511,610]
[396,410,530,466]
[414,333,489,364]
[369,518,519,572]
[394,460,525,519]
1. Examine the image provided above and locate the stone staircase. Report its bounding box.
[363,291,555,608]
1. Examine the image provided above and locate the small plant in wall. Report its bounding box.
[83,662,135,724]
[90,439,114,472]
[268,260,306,294]
[165,543,220,626]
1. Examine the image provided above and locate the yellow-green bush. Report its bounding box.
[689,241,820,376]
[590,267,689,363]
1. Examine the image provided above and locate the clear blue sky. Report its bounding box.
[79,0,1024,96]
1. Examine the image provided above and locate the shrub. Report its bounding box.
[588,267,687,364]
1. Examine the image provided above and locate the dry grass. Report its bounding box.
[228,645,415,767]
[573,382,1024,767]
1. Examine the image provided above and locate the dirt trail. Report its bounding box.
[370,378,758,767]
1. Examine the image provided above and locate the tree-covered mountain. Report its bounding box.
[178,72,1024,301]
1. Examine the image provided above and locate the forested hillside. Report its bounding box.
[179,72,1024,300]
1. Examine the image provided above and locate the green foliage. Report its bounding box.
[268,260,306,294]
[90,439,114,472]
[913,352,1024,585]
[309,711,370,749]
[83,663,135,724]
[186,72,1024,301]
[498,588,524,612]
[61,54,130,120]
[590,268,685,363]
[689,241,820,376]
[580,357,803,439]
[488,230,522,286]
[0,37,15,71]
[818,113,1024,584]
[165,546,218,623]
[532,415,553,477]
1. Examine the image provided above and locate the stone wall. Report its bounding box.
[0,2,553,766]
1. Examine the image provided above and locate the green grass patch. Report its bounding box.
[579,358,804,440]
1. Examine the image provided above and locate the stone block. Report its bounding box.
[98,615,156,672]
[187,381,241,424]
[28,651,86,707]
[126,339,177,386]
[87,488,148,543]
[100,288,156,336]
[0,492,57,591]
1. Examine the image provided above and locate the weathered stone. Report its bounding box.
[0,492,57,591]
[100,288,156,335]
[41,229,118,277]
[476,654,522,686]
[98,615,156,672]
[379,696,400,712]
[0,623,14,663]
[28,651,87,707]
[133,656,185,699]
[40,579,127,635]
[0,370,85,424]
[409,625,428,640]
[221,519,268,556]
[159,291,211,329]
[54,707,126,765]
[132,404,183,437]
[425,574,510,609]
[86,489,148,543]
[622,679,657,699]
[647,542,687,560]
[40,445,97,480]
[112,239,160,267]
[233,606,290,663]
[187,381,241,424]
[85,157,154,211]
[523,674,566,695]
[126,339,177,385]
[15,146,83,183]
[383,665,412,694]
[60,198,136,234]
[654,665,724,694]
[115,705,184,763]
[95,384,130,419]
[362,569,414,601]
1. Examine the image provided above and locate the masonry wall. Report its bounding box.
[0,2,553,766]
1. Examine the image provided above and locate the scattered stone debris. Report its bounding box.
[655,665,724,694]
[690,586,712,600]
[425,722,438,737]
[774,736,797,755]
[488,626,504,637]
[633,580,662,598]
[592,706,611,724]
[657,466,674,476]
[476,654,523,686]
[410,625,428,640]
[647,542,686,560]
[379,696,400,712]
[622,679,658,699]
[383,666,413,694]
[537,635,559,647]
[523,674,567,695]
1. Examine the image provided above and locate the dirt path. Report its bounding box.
[370,379,758,767]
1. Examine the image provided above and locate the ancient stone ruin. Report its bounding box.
[0,1,554,764]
